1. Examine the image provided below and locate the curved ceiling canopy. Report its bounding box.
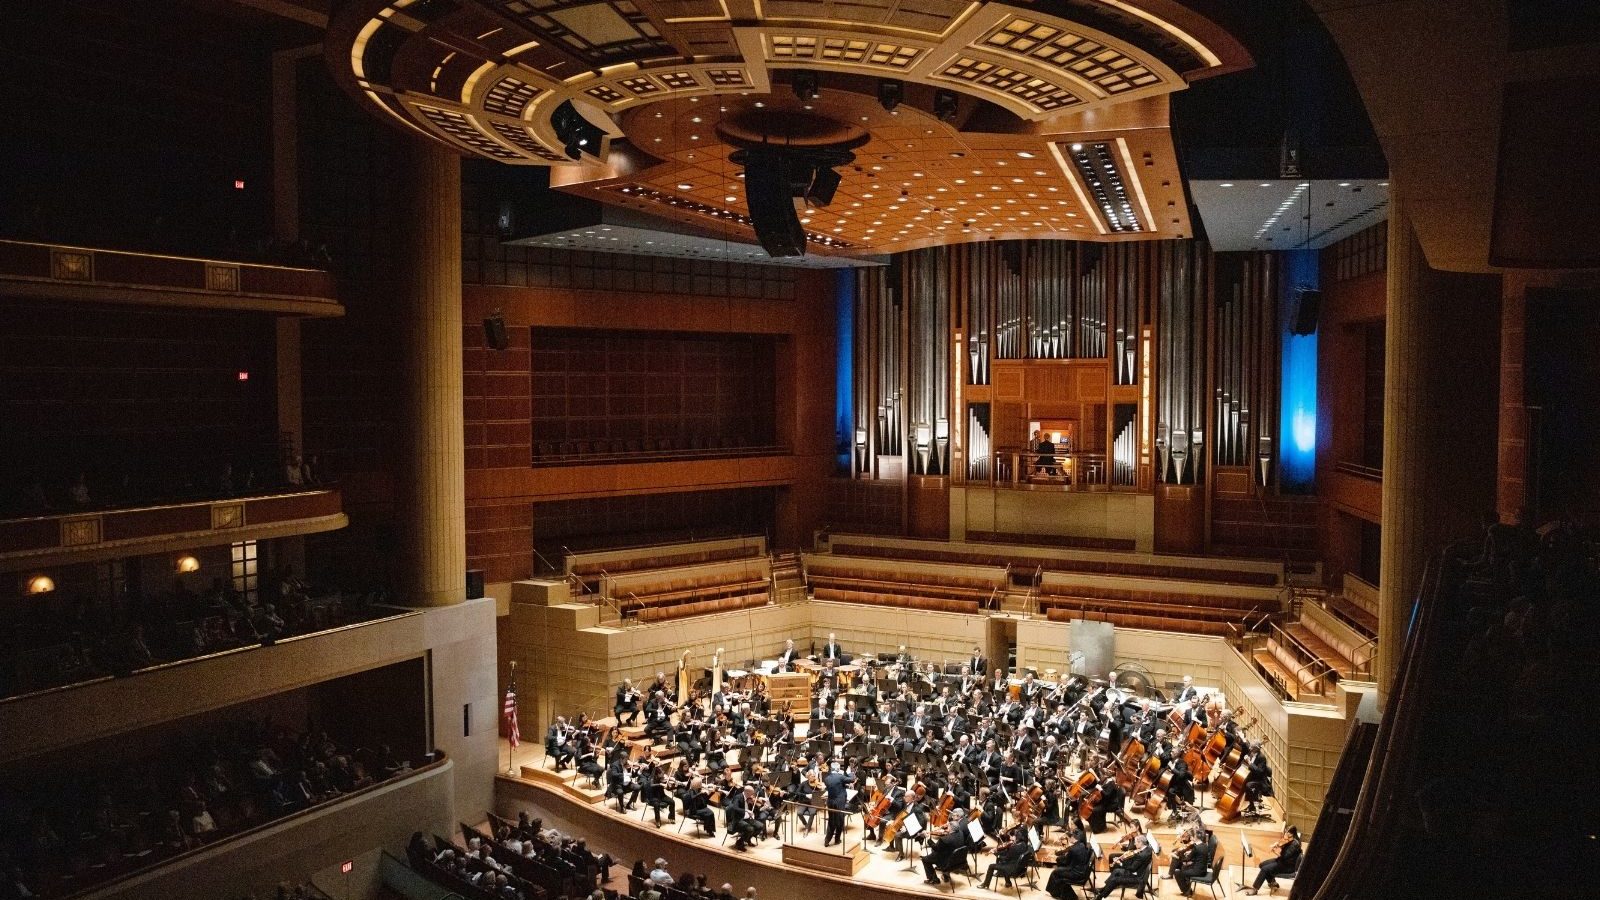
[327,0,1250,254]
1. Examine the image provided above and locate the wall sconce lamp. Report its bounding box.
[27,575,56,595]
[176,554,201,574]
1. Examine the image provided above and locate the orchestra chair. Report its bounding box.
[1187,849,1228,899]
[938,846,977,890]
[1111,857,1154,899]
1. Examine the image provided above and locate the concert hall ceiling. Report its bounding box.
[326,1,1251,256]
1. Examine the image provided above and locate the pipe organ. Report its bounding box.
[849,238,1284,507]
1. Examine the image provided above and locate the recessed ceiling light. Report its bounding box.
[1338,182,1351,187]
[677,183,692,190]
[725,195,736,201]
[1070,143,1083,151]
[1017,151,1035,158]
[1220,183,1234,188]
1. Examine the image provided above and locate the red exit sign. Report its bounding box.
[341,861,353,874]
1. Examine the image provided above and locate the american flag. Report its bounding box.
[503,685,520,748]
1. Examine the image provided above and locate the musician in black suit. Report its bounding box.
[1244,744,1274,804]
[1172,827,1217,896]
[921,807,971,885]
[1174,675,1199,705]
[614,679,641,725]
[1092,834,1153,899]
[725,786,765,850]
[681,777,717,834]
[776,639,799,673]
[1245,825,1300,894]
[1047,829,1094,899]
[822,763,856,846]
[1089,778,1125,833]
[969,647,988,678]
[821,632,847,664]
[546,717,574,770]
[980,825,1033,890]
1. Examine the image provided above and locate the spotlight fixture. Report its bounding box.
[933,89,959,122]
[27,575,55,595]
[877,79,903,112]
[176,555,201,574]
[791,70,820,102]
[550,100,603,161]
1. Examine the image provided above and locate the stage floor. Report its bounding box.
[496,736,1298,900]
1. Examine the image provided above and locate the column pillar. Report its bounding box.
[1376,196,1499,703]
[395,139,466,607]
[1497,276,1529,522]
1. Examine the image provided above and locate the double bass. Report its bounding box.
[1215,762,1252,821]
[1115,737,1146,789]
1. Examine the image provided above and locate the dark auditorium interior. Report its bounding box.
[0,1,1596,899]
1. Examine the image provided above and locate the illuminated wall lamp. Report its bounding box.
[27,575,56,595]
[176,554,201,574]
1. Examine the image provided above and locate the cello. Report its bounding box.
[1065,769,1102,820]
[879,781,925,846]
[1215,763,1251,821]
[1115,737,1146,789]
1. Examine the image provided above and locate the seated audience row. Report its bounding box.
[0,717,422,899]
[1,570,391,699]
[2,453,326,519]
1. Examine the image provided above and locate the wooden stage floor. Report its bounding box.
[494,738,1298,900]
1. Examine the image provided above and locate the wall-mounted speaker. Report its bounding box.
[1290,288,1322,336]
[483,313,510,350]
[466,568,485,600]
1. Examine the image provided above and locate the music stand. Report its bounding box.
[1236,832,1253,891]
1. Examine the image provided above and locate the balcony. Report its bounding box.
[0,238,343,317]
[0,487,347,569]
[966,448,1117,491]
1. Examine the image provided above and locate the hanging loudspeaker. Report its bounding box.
[1290,288,1321,336]
[483,313,510,351]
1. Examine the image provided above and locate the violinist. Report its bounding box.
[1046,828,1093,900]
[615,678,641,725]
[980,823,1033,890]
[1093,830,1153,900]
[640,763,676,825]
[605,755,638,811]
[673,720,702,765]
[575,730,604,783]
[726,786,767,851]
[921,807,970,886]
[1171,826,1217,896]
[1244,825,1300,895]
[680,776,717,834]
[648,670,670,697]
[643,692,673,741]
[546,716,574,771]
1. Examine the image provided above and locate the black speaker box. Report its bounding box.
[1290,289,1322,336]
[743,150,807,257]
[483,314,509,350]
[466,569,485,600]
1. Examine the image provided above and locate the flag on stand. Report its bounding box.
[503,685,520,748]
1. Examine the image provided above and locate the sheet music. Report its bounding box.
[1241,833,1254,859]
[903,814,924,837]
[1027,828,1041,851]
[846,788,858,804]
[966,820,984,842]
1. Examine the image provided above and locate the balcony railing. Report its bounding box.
[531,442,790,467]
[0,238,342,317]
[0,487,346,567]
[967,448,1112,491]
[1333,460,1383,480]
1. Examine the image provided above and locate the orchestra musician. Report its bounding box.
[1171,826,1217,896]
[980,823,1033,890]
[725,786,770,851]
[821,632,847,664]
[1093,829,1154,900]
[680,776,717,834]
[614,678,641,725]
[1045,828,1094,899]
[545,716,574,771]
[776,639,799,673]
[1244,825,1300,895]
[921,807,971,886]
[1244,742,1275,807]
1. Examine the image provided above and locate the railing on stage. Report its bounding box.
[970,448,1114,491]
[780,800,868,876]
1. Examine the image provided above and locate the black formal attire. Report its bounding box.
[776,646,798,672]
[922,826,970,884]
[823,770,855,846]
[682,788,716,834]
[641,776,675,824]
[1094,846,1152,899]
[1089,782,1125,833]
[982,835,1033,889]
[546,725,574,769]
[614,686,640,724]
[1172,834,1216,895]
[1251,838,1300,891]
[1047,840,1094,899]
[822,641,846,663]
